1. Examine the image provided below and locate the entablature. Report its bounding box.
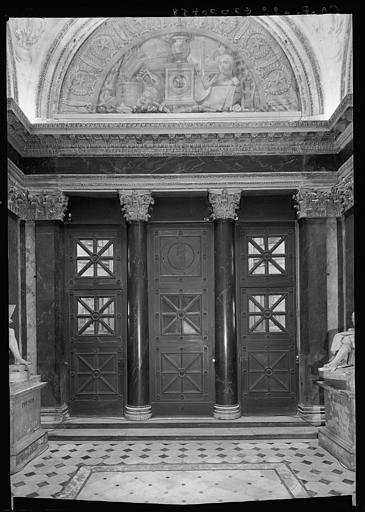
[7,94,352,158]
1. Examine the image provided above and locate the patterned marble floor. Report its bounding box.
[11,439,355,504]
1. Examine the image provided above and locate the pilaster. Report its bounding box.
[293,188,341,425]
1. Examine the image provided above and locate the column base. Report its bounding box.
[213,404,241,420]
[125,405,152,421]
[297,403,325,426]
[41,403,70,426]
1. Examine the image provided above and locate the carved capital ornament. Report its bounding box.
[8,183,30,219]
[334,174,353,213]
[293,188,342,218]
[208,189,241,220]
[8,186,69,221]
[119,190,154,222]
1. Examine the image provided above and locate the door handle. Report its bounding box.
[63,361,69,366]
[212,358,215,363]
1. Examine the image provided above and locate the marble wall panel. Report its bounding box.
[35,221,65,407]
[298,218,328,406]
[21,154,339,175]
[8,212,20,352]
[344,210,354,328]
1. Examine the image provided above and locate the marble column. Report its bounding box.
[293,188,342,425]
[31,191,69,423]
[119,191,154,421]
[209,190,241,420]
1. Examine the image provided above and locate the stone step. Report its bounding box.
[44,415,308,430]
[47,425,318,441]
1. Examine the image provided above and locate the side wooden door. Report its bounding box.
[237,223,297,414]
[65,226,126,415]
[148,224,215,416]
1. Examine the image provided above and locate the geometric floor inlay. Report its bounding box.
[59,463,308,503]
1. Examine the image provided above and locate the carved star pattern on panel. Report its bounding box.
[247,236,286,275]
[73,353,118,396]
[161,351,203,394]
[248,293,287,333]
[247,350,290,392]
[160,294,202,335]
[76,239,114,278]
[76,296,115,336]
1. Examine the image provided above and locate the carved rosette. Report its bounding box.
[334,174,353,214]
[119,191,154,222]
[208,189,241,220]
[28,191,69,221]
[293,188,342,218]
[8,183,30,219]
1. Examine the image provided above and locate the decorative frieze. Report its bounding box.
[293,188,342,218]
[119,191,154,222]
[334,174,353,213]
[208,189,242,220]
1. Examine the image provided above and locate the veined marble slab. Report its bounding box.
[58,462,308,503]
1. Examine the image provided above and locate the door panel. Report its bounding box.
[66,227,125,416]
[149,224,214,416]
[237,224,297,414]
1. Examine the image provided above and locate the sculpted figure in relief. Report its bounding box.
[197,53,242,112]
[9,305,30,366]
[319,312,355,372]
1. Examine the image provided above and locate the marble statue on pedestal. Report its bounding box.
[9,305,30,367]
[319,313,355,372]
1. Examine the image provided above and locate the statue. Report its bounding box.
[197,53,242,112]
[132,86,170,113]
[319,313,355,372]
[9,305,30,366]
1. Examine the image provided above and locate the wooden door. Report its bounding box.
[149,224,214,416]
[65,226,126,416]
[237,223,297,414]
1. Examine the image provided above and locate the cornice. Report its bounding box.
[337,155,353,181]
[23,171,338,194]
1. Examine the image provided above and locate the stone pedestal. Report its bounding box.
[10,369,48,474]
[317,369,355,471]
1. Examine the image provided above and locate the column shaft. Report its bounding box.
[297,218,328,425]
[126,221,151,419]
[214,219,240,419]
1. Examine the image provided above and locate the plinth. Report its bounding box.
[317,368,355,471]
[10,366,48,474]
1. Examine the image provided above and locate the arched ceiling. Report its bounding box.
[7,15,352,123]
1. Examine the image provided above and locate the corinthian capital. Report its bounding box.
[208,189,241,220]
[334,174,353,214]
[119,190,154,221]
[293,188,342,218]
[8,183,30,219]
[28,191,69,220]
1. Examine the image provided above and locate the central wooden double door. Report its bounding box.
[148,223,215,415]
